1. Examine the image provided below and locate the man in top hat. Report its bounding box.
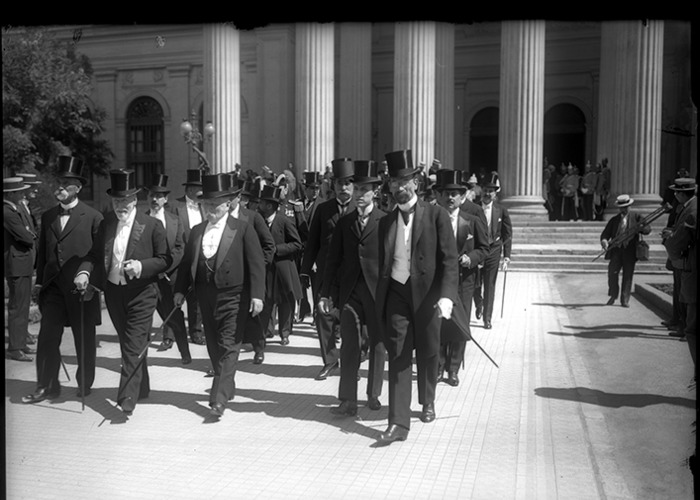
[434,169,489,387]
[459,172,488,225]
[144,173,192,364]
[21,155,105,404]
[102,169,171,415]
[319,160,388,416]
[4,177,38,362]
[228,176,275,363]
[374,149,460,445]
[662,178,697,353]
[174,173,265,420]
[296,170,324,322]
[472,172,512,329]
[300,158,356,380]
[600,194,651,308]
[171,169,206,346]
[256,184,303,349]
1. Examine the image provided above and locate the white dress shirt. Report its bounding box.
[185,196,202,228]
[202,214,228,259]
[391,195,417,284]
[59,198,79,231]
[149,206,166,229]
[108,207,136,285]
[482,201,493,231]
[449,208,459,238]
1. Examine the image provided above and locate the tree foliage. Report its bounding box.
[2,26,114,180]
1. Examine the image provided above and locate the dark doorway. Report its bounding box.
[469,106,499,181]
[126,97,164,200]
[544,104,586,170]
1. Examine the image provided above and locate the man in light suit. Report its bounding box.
[300,158,356,381]
[145,173,192,364]
[374,149,460,445]
[4,177,37,363]
[102,169,171,415]
[174,173,265,420]
[600,194,651,308]
[21,156,104,403]
[320,160,387,416]
[171,169,206,346]
[434,169,489,387]
[472,173,512,329]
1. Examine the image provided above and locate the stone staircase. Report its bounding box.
[507,218,670,274]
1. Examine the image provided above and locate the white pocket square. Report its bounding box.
[466,234,474,240]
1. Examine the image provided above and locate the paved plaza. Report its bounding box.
[4,272,696,499]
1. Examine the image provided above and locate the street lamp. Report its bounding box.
[180,109,215,175]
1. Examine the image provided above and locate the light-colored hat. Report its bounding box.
[16,173,42,185]
[3,177,30,192]
[668,177,696,192]
[614,194,634,207]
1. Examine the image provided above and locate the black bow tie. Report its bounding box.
[59,207,72,216]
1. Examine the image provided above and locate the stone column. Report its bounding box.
[435,23,455,170]
[393,21,436,172]
[203,23,241,174]
[498,20,548,219]
[295,23,335,177]
[598,20,665,211]
[337,23,372,161]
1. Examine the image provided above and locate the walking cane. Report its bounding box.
[61,358,71,382]
[500,266,507,319]
[72,286,90,411]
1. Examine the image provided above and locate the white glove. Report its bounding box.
[502,257,510,271]
[123,260,142,279]
[249,298,264,316]
[436,298,453,320]
[318,297,333,315]
[73,272,90,291]
[458,254,471,267]
[601,239,609,251]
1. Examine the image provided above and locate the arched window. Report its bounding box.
[544,103,586,170]
[469,106,499,181]
[126,97,164,198]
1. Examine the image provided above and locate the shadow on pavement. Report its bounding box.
[534,386,696,409]
[548,330,679,340]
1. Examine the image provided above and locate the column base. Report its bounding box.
[498,195,550,221]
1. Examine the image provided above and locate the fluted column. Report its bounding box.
[393,21,436,171]
[337,23,372,160]
[435,23,455,169]
[498,20,548,218]
[295,23,335,176]
[203,23,241,174]
[598,20,664,211]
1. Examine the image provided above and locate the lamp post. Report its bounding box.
[180,110,215,175]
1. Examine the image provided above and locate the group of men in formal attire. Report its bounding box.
[5,148,513,442]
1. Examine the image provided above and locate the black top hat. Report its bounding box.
[385,150,421,179]
[259,184,284,204]
[302,171,322,187]
[225,172,242,196]
[15,173,42,185]
[56,155,87,185]
[483,171,501,190]
[668,177,697,192]
[145,173,170,193]
[331,158,354,180]
[435,169,467,191]
[198,173,234,200]
[353,160,382,185]
[3,177,31,193]
[182,169,203,186]
[107,170,141,197]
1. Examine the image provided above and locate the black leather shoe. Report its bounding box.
[446,372,459,387]
[280,337,290,346]
[120,397,135,414]
[181,354,192,365]
[437,364,444,383]
[76,387,91,397]
[330,400,357,417]
[606,297,615,306]
[25,335,37,345]
[22,387,60,404]
[209,402,225,419]
[669,330,686,338]
[378,424,409,444]
[22,346,37,354]
[253,352,264,364]
[158,338,174,351]
[661,320,679,328]
[315,361,339,380]
[475,304,483,320]
[367,397,382,410]
[420,403,436,423]
[484,320,492,329]
[621,303,629,308]
[191,335,206,345]
[7,350,33,362]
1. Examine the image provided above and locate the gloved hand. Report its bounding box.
[436,297,453,320]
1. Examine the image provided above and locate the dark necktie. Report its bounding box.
[59,207,72,216]
[338,203,348,217]
[400,204,415,225]
[358,211,369,230]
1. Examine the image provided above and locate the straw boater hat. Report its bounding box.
[384,149,421,179]
[614,194,634,207]
[435,169,467,192]
[182,169,203,186]
[56,155,87,185]
[106,170,140,197]
[16,173,42,185]
[352,160,382,185]
[197,173,235,200]
[145,173,170,194]
[668,177,697,192]
[331,158,354,180]
[3,177,31,193]
[461,171,478,187]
